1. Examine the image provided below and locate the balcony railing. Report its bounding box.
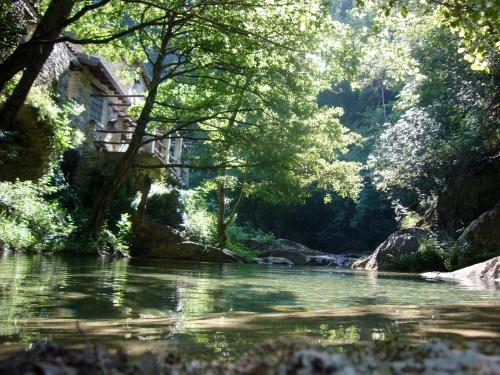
[90,126,189,185]
[93,129,169,164]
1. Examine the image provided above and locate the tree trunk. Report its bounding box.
[0,0,74,131]
[135,175,152,227]
[85,27,171,241]
[0,0,74,90]
[379,82,387,123]
[84,80,159,240]
[217,168,227,248]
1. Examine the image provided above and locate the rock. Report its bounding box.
[351,257,370,269]
[307,255,355,268]
[147,241,246,263]
[134,217,185,244]
[133,217,245,263]
[307,255,338,266]
[433,155,500,238]
[261,238,326,265]
[422,256,500,284]
[241,239,270,252]
[260,249,309,265]
[258,238,357,268]
[4,340,499,375]
[458,203,500,255]
[353,227,432,271]
[253,257,294,266]
[273,239,325,256]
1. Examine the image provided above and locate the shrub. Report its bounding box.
[114,213,133,256]
[179,189,217,244]
[0,178,74,253]
[400,211,422,229]
[177,188,275,259]
[145,184,183,227]
[391,235,446,272]
[62,214,133,256]
[225,222,275,259]
[444,244,498,271]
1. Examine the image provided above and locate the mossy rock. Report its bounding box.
[0,104,54,181]
[354,228,445,272]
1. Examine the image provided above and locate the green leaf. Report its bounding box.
[463,54,475,62]
[401,6,408,18]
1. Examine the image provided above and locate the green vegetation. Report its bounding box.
[444,244,499,272]
[232,0,499,258]
[391,236,446,272]
[0,0,498,271]
[0,1,499,367]
[0,177,73,253]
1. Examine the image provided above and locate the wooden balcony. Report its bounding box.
[91,126,189,185]
[93,128,170,163]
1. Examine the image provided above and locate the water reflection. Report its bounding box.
[0,255,499,360]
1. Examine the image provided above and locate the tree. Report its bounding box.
[79,0,362,243]
[129,7,361,248]
[367,23,499,211]
[0,0,167,130]
[0,0,100,130]
[363,0,499,72]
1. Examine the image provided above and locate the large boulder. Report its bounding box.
[307,255,355,268]
[352,228,433,271]
[351,257,370,269]
[422,256,500,285]
[133,217,245,263]
[433,155,500,238]
[261,238,326,265]
[147,241,245,263]
[458,203,500,255]
[444,204,500,270]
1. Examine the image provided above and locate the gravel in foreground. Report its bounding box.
[0,339,499,375]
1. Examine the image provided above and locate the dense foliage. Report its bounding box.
[0,177,73,252]
[228,0,499,254]
[0,0,497,264]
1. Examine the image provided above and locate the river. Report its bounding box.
[0,254,499,360]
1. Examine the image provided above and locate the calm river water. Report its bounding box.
[0,254,499,360]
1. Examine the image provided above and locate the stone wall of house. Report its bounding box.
[66,68,93,120]
[64,67,96,149]
[64,64,133,152]
[36,43,74,88]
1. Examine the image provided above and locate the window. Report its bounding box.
[90,87,104,123]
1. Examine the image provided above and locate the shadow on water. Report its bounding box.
[0,254,499,360]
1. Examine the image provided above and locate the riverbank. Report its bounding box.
[1,339,499,374]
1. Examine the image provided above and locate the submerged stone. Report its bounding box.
[253,256,294,266]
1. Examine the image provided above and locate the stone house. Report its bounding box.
[6,1,189,186]
[62,48,189,186]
